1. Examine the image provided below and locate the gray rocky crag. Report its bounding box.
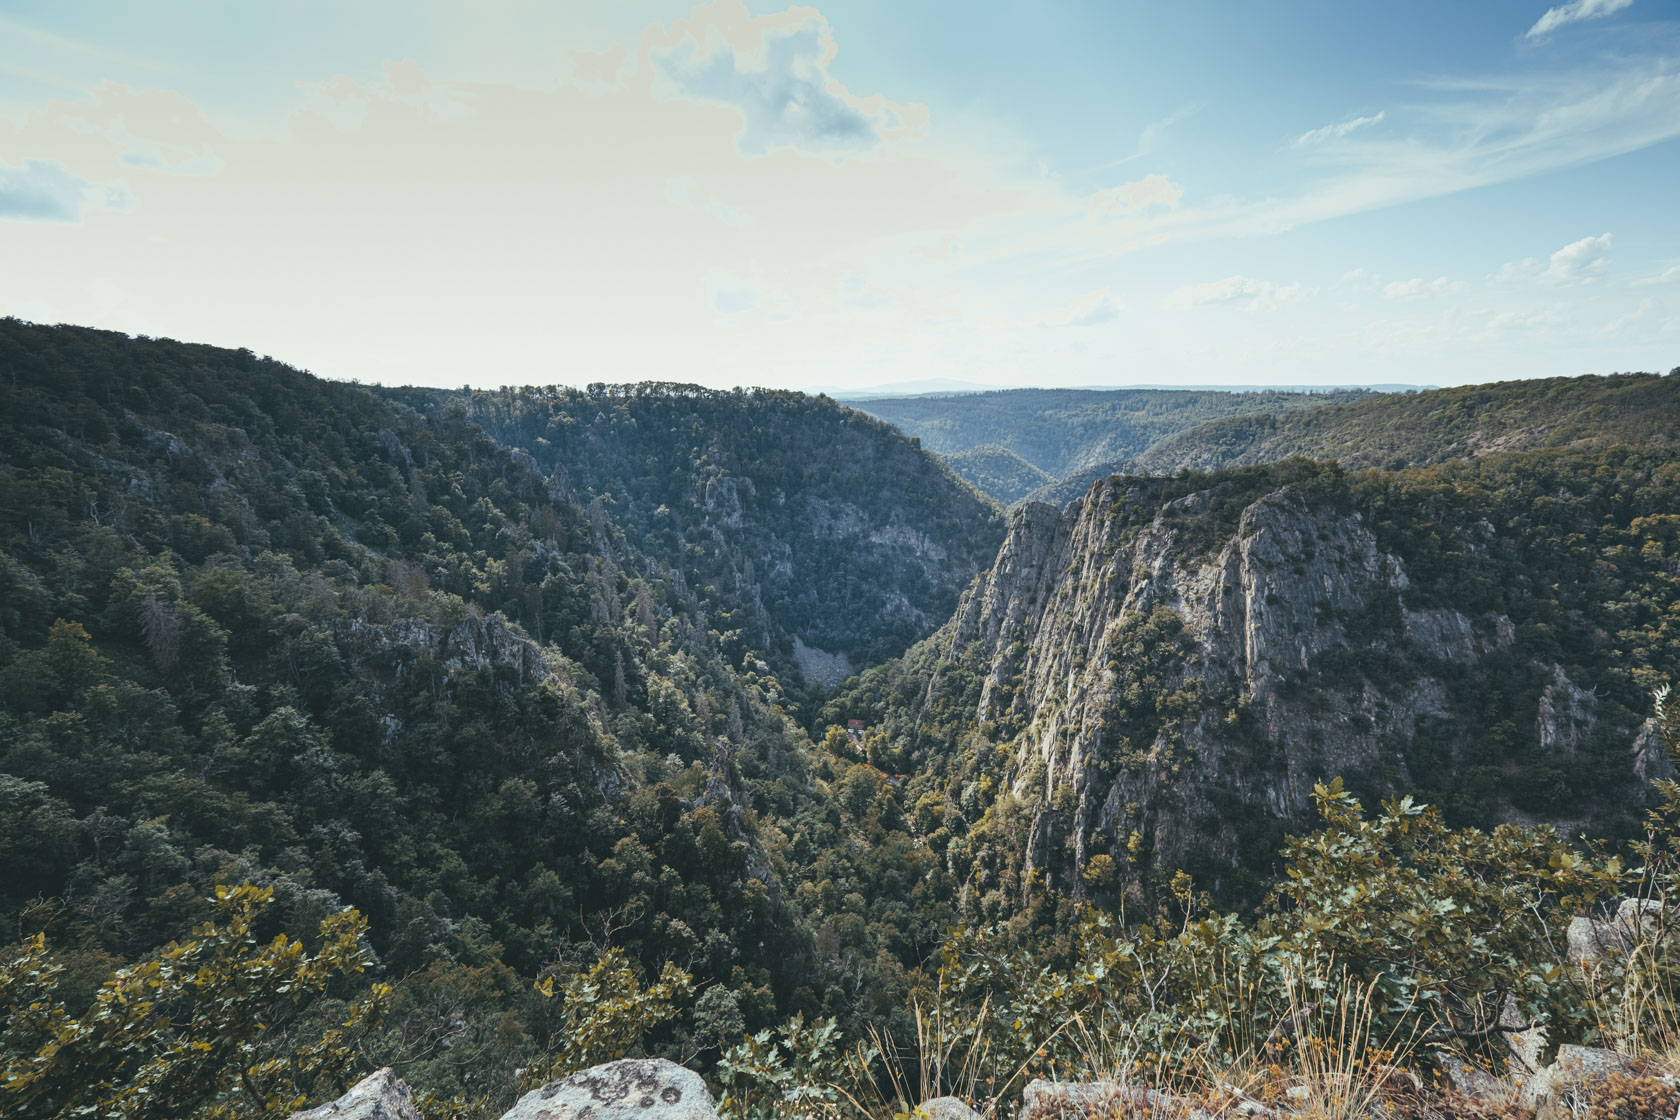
[927,473,1646,893]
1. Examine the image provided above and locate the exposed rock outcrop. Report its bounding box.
[1518,1044,1641,1120]
[1567,897,1664,967]
[918,1096,983,1120]
[502,1059,716,1120]
[792,636,855,689]
[288,1068,422,1120]
[334,612,555,689]
[929,472,1649,890]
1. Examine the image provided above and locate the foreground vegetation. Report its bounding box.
[7,691,1680,1118]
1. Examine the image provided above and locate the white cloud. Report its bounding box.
[1633,264,1680,286]
[1167,275,1311,312]
[1527,0,1635,39]
[1481,308,1565,334]
[1491,234,1614,287]
[1038,289,1124,327]
[1540,232,1613,284]
[1493,257,1543,284]
[1296,111,1385,146]
[1382,276,1468,301]
[1088,173,1182,218]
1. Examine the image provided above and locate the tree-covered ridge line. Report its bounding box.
[1024,369,1680,505]
[851,386,1370,481]
[384,381,1005,674]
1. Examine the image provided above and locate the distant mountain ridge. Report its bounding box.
[852,387,1372,487]
[1031,371,1680,505]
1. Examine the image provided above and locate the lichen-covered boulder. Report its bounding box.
[918,1096,982,1120]
[288,1068,423,1120]
[500,1059,715,1120]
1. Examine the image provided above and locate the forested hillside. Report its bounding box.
[852,387,1367,480]
[387,385,1005,681]
[0,320,978,1111]
[940,445,1053,505]
[1025,371,1680,504]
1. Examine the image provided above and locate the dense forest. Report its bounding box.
[0,321,978,1114]
[938,445,1054,505]
[3,319,1679,1119]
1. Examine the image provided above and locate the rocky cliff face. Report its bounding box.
[930,468,1653,896]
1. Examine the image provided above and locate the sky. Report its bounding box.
[2,0,1678,391]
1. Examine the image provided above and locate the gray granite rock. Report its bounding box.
[918,1096,982,1120]
[1436,1055,1507,1102]
[289,1068,422,1120]
[1520,1044,1640,1120]
[500,1059,715,1120]
[1568,897,1665,967]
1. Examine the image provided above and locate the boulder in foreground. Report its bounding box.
[501,1058,716,1120]
[288,1068,423,1120]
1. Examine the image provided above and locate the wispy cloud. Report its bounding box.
[1088,173,1182,217]
[1599,297,1654,335]
[1632,264,1680,287]
[1526,0,1635,39]
[1038,289,1124,327]
[1167,275,1311,312]
[1382,276,1468,301]
[1296,111,1384,146]
[0,15,172,73]
[1088,103,1201,174]
[1053,57,1680,258]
